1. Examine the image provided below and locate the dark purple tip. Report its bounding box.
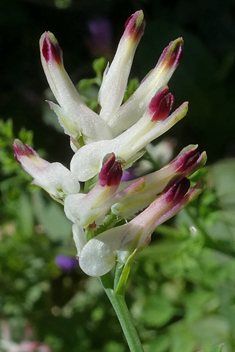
[149,88,174,122]
[157,38,183,69]
[13,140,35,164]
[124,10,145,42]
[166,177,190,203]
[99,153,123,187]
[177,149,201,173]
[41,32,62,64]
[167,39,183,68]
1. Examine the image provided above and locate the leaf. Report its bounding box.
[124,78,140,102]
[78,78,96,92]
[92,57,107,77]
[140,294,175,327]
[17,192,34,237]
[209,344,224,352]
[32,192,72,242]
[147,334,170,352]
[209,159,235,208]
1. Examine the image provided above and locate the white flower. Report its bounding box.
[13,139,80,201]
[79,178,203,276]
[71,88,188,181]
[14,10,206,277]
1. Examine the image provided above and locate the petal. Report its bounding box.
[99,11,145,121]
[79,222,139,276]
[123,101,188,160]
[13,139,49,172]
[13,140,80,199]
[108,38,183,136]
[79,236,118,276]
[47,101,79,138]
[64,193,85,224]
[66,154,123,227]
[79,178,203,276]
[112,147,206,218]
[132,178,203,246]
[72,223,87,256]
[70,99,188,181]
[40,31,113,144]
[32,162,80,199]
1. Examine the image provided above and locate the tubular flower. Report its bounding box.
[79,178,203,277]
[13,139,80,201]
[14,10,206,277]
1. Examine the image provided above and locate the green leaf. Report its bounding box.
[92,57,107,77]
[140,294,175,327]
[124,78,140,102]
[209,345,224,352]
[209,159,235,207]
[54,0,72,9]
[78,78,96,92]
[32,192,72,242]
[17,192,34,237]
[147,334,170,352]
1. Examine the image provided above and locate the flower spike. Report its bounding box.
[15,10,206,281]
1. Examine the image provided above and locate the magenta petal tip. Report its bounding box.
[149,88,174,121]
[166,177,190,203]
[13,139,34,163]
[41,31,62,64]
[124,10,145,42]
[159,37,184,69]
[99,153,123,187]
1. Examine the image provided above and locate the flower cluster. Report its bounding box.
[13,11,206,278]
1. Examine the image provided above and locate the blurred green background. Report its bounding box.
[1,0,235,351]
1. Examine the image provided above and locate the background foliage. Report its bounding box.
[1,0,235,351]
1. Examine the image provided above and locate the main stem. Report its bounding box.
[100,275,144,352]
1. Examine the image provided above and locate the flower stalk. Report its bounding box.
[100,273,144,352]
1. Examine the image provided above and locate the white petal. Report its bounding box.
[40,32,113,143]
[107,38,183,136]
[47,101,80,138]
[33,162,80,197]
[99,11,145,121]
[79,237,117,276]
[79,222,141,276]
[64,193,85,223]
[72,223,86,256]
[71,102,188,181]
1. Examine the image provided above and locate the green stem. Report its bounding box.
[100,274,144,352]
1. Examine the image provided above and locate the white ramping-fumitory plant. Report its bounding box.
[13,10,206,352]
